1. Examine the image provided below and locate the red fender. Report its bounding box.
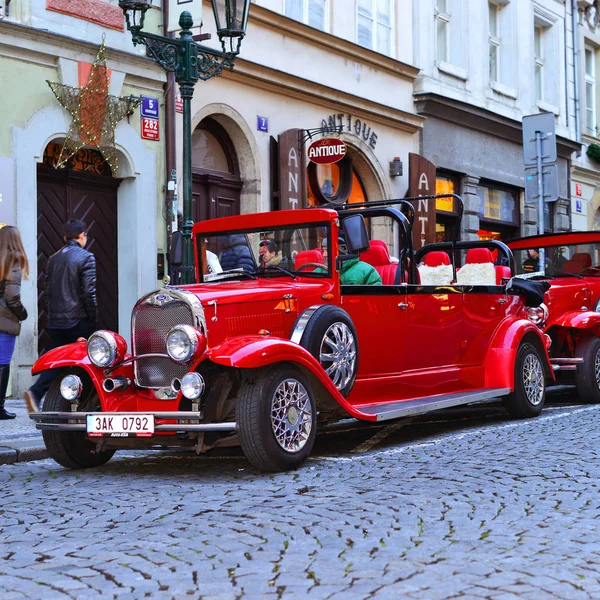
[32,341,92,375]
[207,335,372,420]
[551,311,600,330]
[484,319,553,390]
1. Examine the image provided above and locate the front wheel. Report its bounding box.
[237,365,316,472]
[503,342,546,419]
[42,372,115,469]
[575,337,600,404]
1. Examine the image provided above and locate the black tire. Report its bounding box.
[297,305,358,397]
[237,365,317,472]
[575,337,600,404]
[503,342,546,419]
[42,373,115,469]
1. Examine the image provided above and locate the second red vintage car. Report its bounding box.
[32,196,556,472]
[508,231,600,402]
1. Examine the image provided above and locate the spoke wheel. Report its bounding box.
[575,337,600,404]
[503,342,546,419]
[42,370,115,469]
[296,305,359,397]
[238,365,317,472]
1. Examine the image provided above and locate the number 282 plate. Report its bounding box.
[87,414,155,438]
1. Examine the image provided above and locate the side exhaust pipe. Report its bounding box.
[102,376,131,393]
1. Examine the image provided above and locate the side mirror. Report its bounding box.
[170,231,184,267]
[342,214,370,254]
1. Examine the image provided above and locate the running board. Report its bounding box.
[357,388,511,422]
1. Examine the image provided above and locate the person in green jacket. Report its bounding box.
[322,237,382,285]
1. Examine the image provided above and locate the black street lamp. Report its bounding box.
[119,0,250,282]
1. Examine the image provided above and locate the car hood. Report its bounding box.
[544,278,593,322]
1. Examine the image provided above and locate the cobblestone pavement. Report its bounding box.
[1,401,600,599]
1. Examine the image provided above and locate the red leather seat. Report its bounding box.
[294,249,323,271]
[423,251,451,267]
[360,243,397,285]
[465,248,494,264]
[563,252,592,274]
[495,265,512,284]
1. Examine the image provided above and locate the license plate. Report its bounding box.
[86,414,154,438]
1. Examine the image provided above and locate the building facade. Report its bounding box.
[413,0,580,243]
[0,0,167,395]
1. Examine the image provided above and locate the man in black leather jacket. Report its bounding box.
[24,219,97,413]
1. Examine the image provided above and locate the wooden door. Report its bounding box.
[37,165,119,353]
[192,173,242,222]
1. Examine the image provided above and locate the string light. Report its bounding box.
[47,38,141,176]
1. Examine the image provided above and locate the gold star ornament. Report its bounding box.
[47,39,141,176]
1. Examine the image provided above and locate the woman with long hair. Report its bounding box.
[0,226,28,419]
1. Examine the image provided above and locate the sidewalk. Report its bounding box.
[0,398,48,465]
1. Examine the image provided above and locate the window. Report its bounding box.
[534,25,544,103]
[436,0,450,63]
[357,0,393,56]
[476,182,519,242]
[586,46,596,136]
[285,0,327,31]
[488,3,500,82]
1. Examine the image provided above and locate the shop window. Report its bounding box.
[476,182,519,241]
[435,172,459,242]
[285,0,328,31]
[307,163,366,206]
[357,0,393,56]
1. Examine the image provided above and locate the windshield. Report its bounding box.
[196,223,331,283]
[513,242,600,277]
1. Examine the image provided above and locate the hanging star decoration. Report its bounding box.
[47,38,141,176]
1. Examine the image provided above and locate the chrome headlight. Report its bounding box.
[87,331,118,367]
[166,325,200,363]
[60,375,82,401]
[181,372,205,399]
[527,303,549,327]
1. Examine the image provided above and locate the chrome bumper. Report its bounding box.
[30,411,237,433]
[550,357,584,371]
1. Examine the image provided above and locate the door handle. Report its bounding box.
[398,302,408,310]
[497,298,508,305]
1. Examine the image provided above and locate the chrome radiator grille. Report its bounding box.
[133,301,193,388]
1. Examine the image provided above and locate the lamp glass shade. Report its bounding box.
[118,1,153,31]
[210,0,250,37]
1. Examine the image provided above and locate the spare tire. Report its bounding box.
[294,305,358,397]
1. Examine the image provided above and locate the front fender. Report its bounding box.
[32,341,92,375]
[484,319,553,389]
[207,335,370,420]
[551,310,600,330]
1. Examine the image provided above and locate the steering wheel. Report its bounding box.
[295,262,325,271]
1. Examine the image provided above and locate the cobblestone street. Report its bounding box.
[2,400,600,599]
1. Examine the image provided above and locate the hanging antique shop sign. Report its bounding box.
[320,113,378,149]
[307,138,347,164]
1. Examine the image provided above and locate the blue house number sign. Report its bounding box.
[141,96,159,119]
[257,116,268,132]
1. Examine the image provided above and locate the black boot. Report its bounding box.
[0,365,15,420]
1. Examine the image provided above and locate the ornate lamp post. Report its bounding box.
[119,0,250,281]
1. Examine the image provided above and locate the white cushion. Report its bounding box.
[418,264,454,286]
[456,262,496,286]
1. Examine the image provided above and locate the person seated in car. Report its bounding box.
[323,237,382,285]
[259,239,281,268]
[219,234,255,273]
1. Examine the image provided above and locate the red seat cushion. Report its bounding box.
[466,248,494,264]
[360,244,391,266]
[294,249,323,271]
[495,265,511,284]
[563,252,592,273]
[423,251,451,267]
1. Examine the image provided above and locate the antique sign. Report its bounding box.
[278,129,306,210]
[320,113,378,149]
[307,138,347,165]
[408,153,437,250]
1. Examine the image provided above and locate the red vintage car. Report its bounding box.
[508,231,600,402]
[32,197,554,472]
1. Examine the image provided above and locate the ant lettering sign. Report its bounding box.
[407,153,436,250]
[278,129,307,210]
[307,138,347,164]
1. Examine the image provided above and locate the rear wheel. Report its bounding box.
[42,372,115,469]
[237,365,316,472]
[575,338,600,404]
[503,342,546,418]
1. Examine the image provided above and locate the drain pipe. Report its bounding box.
[572,0,581,145]
[163,0,177,260]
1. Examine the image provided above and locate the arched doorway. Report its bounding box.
[37,142,119,353]
[192,117,242,221]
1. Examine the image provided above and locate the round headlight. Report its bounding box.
[181,372,205,400]
[166,325,201,363]
[527,303,549,327]
[87,331,118,367]
[60,374,83,401]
